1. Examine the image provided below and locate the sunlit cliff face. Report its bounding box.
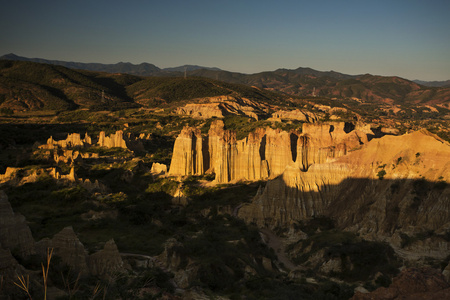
[238,130,450,245]
[169,120,368,183]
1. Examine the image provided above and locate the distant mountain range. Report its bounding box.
[0,53,221,76]
[163,65,222,72]
[2,53,449,88]
[0,59,286,111]
[412,79,450,88]
[1,54,449,110]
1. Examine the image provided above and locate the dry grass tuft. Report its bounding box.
[13,274,32,300]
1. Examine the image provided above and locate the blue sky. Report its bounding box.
[1,0,449,81]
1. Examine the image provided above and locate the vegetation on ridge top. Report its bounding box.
[0,60,287,111]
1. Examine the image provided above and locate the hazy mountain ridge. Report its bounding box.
[2,53,449,107]
[192,68,450,106]
[413,79,450,88]
[0,59,285,111]
[163,64,222,72]
[0,53,221,75]
[278,66,356,80]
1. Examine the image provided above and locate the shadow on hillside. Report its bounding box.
[0,123,92,146]
[249,176,449,238]
[367,126,398,141]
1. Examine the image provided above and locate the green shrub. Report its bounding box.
[48,185,86,203]
[377,170,386,180]
[145,178,178,195]
[100,192,128,204]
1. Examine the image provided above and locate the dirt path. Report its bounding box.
[259,228,301,272]
[233,204,300,272]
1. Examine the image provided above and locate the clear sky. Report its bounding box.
[1,0,449,81]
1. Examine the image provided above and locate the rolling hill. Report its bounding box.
[0,53,161,75]
[413,79,450,88]
[2,54,449,108]
[0,54,220,76]
[191,68,450,107]
[0,60,286,111]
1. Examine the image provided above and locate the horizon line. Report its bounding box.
[1,52,449,82]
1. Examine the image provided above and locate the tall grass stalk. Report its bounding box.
[42,248,53,300]
[13,274,32,300]
[91,281,103,300]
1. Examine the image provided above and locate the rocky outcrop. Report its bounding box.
[297,122,367,171]
[168,127,206,176]
[64,133,89,147]
[264,128,297,176]
[89,239,127,277]
[18,169,41,185]
[169,120,368,183]
[80,178,108,193]
[207,121,292,182]
[49,166,77,182]
[158,238,186,271]
[37,226,90,274]
[233,128,269,181]
[150,162,168,176]
[0,167,19,184]
[271,109,317,122]
[39,130,144,152]
[238,130,450,248]
[238,163,349,227]
[170,120,420,187]
[1,165,107,194]
[40,133,92,149]
[0,191,36,258]
[99,130,145,151]
[352,268,450,300]
[328,131,450,240]
[98,130,127,149]
[176,103,226,119]
[168,121,266,182]
[0,247,20,277]
[176,96,267,120]
[53,149,99,164]
[207,120,237,182]
[443,262,450,282]
[158,238,199,289]
[0,191,126,279]
[36,227,128,278]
